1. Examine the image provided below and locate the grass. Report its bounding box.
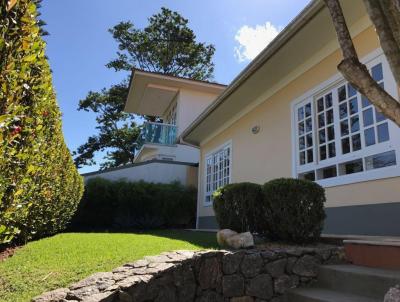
[0,230,218,302]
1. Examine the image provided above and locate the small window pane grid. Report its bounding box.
[205,145,231,205]
[295,61,398,184]
[297,103,314,166]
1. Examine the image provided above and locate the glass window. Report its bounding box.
[205,144,231,204]
[365,151,396,170]
[294,60,398,184]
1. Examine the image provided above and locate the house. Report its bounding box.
[83,70,226,186]
[181,0,400,236]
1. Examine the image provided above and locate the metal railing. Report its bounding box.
[136,122,177,150]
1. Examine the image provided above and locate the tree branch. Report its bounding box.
[324,0,400,126]
[364,0,400,86]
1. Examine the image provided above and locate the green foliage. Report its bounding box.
[0,0,84,244]
[262,178,326,243]
[71,178,197,230]
[73,81,140,169]
[107,7,215,80]
[74,7,216,169]
[213,182,264,233]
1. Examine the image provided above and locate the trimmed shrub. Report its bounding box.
[262,178,326,243]
[213,182,263,233]
[0,1,84,243]
[71,178,197,230]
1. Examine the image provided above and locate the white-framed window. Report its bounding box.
[204,142,232,205]
[292,51,400,187]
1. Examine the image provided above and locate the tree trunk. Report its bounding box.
[324,0,400,127]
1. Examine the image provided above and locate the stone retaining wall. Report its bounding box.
[33,247,345,302]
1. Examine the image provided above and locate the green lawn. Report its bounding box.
[0,230,217,302]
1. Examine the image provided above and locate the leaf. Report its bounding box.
[6,0,18,12]
[24,54,37,62]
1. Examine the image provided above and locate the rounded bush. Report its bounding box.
[213,182,263,233]
[262,178,326,243]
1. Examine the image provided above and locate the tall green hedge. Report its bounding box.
[0,0,84,243]
[71,178,197,230]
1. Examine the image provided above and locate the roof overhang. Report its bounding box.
[125,70,226,116]
[181,0,370,146]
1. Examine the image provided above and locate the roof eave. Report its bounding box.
[180,0,324,145]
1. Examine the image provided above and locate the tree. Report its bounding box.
[74,7,215,169]
[324,0,400,126]
[0,0,83,243]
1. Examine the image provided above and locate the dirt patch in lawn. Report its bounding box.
[0,245,20,262]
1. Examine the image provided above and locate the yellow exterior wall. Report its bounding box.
[198,26,400,218]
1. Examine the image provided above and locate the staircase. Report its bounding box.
[285,264,400,301]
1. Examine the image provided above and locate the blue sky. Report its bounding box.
[40,0,310,173]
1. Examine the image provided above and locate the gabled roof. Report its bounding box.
[124,69,226,117]
[180,0,369,145]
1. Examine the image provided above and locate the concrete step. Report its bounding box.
[317,265,400,299]
[285,287,380,302]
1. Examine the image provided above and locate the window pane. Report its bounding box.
[305,103,311,117]
[306,118,312,132]
[328,142,336,158]
[349,97,358,114]
[317,98,324,112]
[306,133,313,147]
[338,85,346,102]
[319,129,326,144]
[327,126,335,141]
[299,171,315,181]
[364,127,376,146]
[318,113,325,128]
[320,146,327,160]
[365,150,396,170]
[318,166,337,179]
[377,123,389,143]
[375,109,386,122]
[348,84,357,97]
[341,120,349,136]
[299,137,305,150]
[326,109,334,124]
[352,134,361,151]
[300,152,305,165]
[363,108,374,127]
[307,149,313,163]
[298,122,304,135]
[325,93,333,108]
[371,63,383,81]
[362,95,371,108]
[342,138,350,154]
[298,107,304,121]
[339,159,363,175]
[339,103,348,119]
[350,116,359,133]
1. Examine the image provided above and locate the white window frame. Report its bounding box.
[203,141,232,206]
[291,48,400,188]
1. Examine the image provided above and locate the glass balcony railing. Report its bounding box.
[136,122,177,150]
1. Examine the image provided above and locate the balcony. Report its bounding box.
[136,122,177,150]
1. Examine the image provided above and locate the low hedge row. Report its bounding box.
[70,178,197,230]
[0,1,84,244]
[213,178,326,243]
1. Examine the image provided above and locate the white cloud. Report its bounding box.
[234,22,281,62]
